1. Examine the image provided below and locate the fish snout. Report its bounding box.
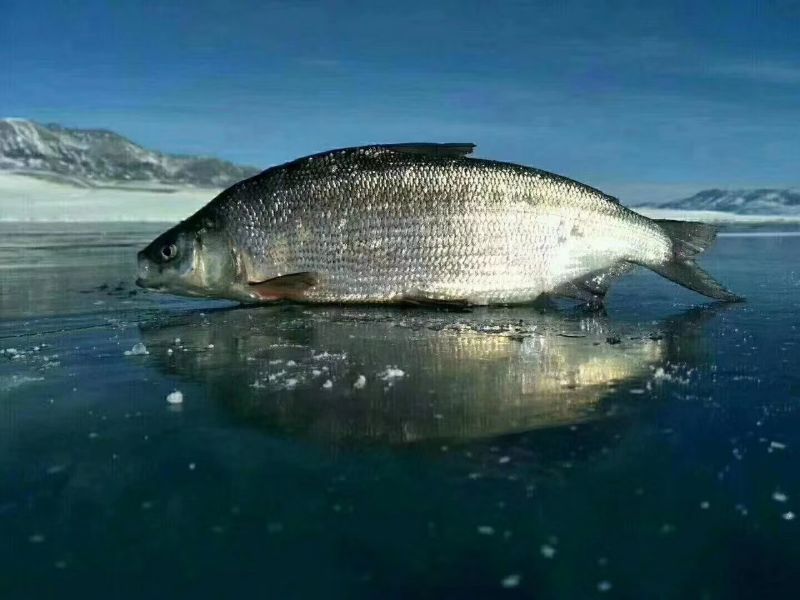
[136,251,151,288]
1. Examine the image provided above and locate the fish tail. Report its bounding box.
[647,220,744,302]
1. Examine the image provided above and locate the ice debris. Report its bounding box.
[379,367,405,380]
[597,581,613,593]
[500,574,521,589]
[124,343,148,356]
[166,390,183,404]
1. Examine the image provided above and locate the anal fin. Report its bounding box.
[552,262,636,306]
[402,291,473,310]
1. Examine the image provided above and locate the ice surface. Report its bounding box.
[2,224,800,598]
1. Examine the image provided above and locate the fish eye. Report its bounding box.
[160,243,178,262]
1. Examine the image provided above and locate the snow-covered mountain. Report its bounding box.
[637,188,800,216]
[0,118,259,188]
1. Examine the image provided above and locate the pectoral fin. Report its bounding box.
[248,272,318,301]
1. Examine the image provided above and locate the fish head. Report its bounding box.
[136,217,242,299]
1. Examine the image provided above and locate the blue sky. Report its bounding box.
[2,0,798,201]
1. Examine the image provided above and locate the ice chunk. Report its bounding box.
[353,375,367,389]
[500,574,521,588]
[540,544,556,558]
[322,379,333,389]
[166,390,183,404]
[285,378,298,389]
[124,343,148,356]
[477,526,495,535]
[379,367,405,380]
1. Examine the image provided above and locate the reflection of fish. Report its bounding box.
[139,306,715,444]
[136,144,741,306]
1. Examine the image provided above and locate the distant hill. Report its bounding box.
[0,118,260,188]
[636,188,800,216]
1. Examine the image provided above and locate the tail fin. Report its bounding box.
[647,220,744,302]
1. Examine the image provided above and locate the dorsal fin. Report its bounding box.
[381,143,476,157]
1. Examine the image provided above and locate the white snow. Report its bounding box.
[0,172,213,222]
[166,390,183,404]
[637,207,800,224]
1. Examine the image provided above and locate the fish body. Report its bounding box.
[137,143,741,305]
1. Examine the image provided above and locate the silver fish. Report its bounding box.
[136,143,742,305]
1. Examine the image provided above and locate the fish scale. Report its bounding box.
[137,143,742,305]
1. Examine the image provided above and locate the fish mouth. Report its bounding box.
[135,278,170,293]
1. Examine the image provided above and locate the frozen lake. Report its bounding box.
[1,222,800,597]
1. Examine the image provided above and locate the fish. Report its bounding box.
[136,143,743,306]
